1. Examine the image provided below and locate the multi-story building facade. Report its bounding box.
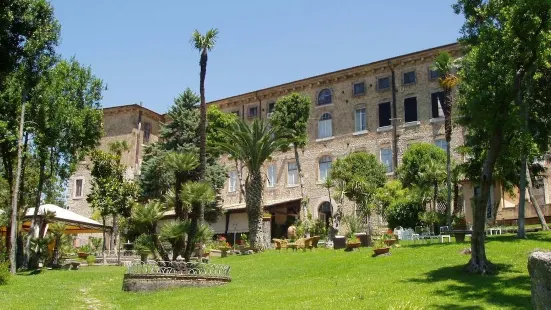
[66,104,164,245]
[210,43,466,237]
[67,42,551,244]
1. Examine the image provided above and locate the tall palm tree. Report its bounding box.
[432,51,460,226]
[216,119,287,250]
[181,181,215,260]
[190,28,218,186]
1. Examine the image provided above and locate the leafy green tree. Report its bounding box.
[215,119,287,250]
[270,93,312,210]
[330,152,387,233]
[0,0,60,273]
[454,0,551,274]
[432,51,460,226]
[190,28,218,188]
[374,180,408,219]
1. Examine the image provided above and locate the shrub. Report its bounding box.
[86,255,96,266]
[310,219,328,239]
[0,261,10,285]
[386,198,425,229]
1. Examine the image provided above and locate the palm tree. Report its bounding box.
[131,201,169,260]
[190,28,218,186]
[48,222,66,266]
[432,51,460,226]
[180,181,215,261]
[164,152,199,220]
[216,119,287,250]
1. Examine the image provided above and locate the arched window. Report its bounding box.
[319,155,332,181]
[318,113,332,139]
[317,89,332,105]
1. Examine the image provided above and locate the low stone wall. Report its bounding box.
[528,251,551,310]
[122,274,231,292]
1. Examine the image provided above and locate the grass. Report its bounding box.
[1,231,550,310]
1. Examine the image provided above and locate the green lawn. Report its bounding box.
[2,232,550,310]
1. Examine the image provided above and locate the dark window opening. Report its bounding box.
[377,77,390,90]
[143,122,151,144]
[248,106,258,118]
[268,102,275,113]
[403,71,416,85]
[431,92,446,118]
[378,102,391,127]
[404,97,418,123]
[353,82,365,95]
[318,89,332,105]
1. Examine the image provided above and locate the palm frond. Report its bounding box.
[190,28,219,51]
[165,151,199,174]
[160,220,191,242]
[179,181,216,206]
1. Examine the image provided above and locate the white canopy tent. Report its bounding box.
[23,204,107,234]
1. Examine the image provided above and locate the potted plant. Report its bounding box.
[373,238,390,256]
[217,236,231,252]
[452,213,468,242]
[77,244,92,259]
[382,229,396,246]
[134,234,153,262]
[238,233,251,253]
[345,236,361,250]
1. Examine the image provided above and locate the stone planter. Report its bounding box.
[373,247,390,256]
[455,233,466,243]
[218,247,231,258]
[346,242,361,251]
[384,239,397,247]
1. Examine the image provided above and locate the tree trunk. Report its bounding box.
[443,88,453,227]
[526,167,549,230]
[152,230,169,261]
[466,128,502,275]
[110,214,118,253]
[52,235,61,266]
[453,181,460,214]
[198,50,207,181]
[184,203,200,261]
[102,216,107,265]
[9,97,26,274]
[245,170,264,251]
[516,69,527,239]
[235,160,245,203]
[23,155,46,269]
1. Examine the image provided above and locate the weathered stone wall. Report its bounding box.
[528,251,551,310]
[122,274,231,292]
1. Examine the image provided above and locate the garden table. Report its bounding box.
[287,243,297,251]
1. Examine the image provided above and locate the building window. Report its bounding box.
[435,139,448,151]
[287,162,298,186]
[378,102,391,127]
[377,77,390,90]
[404,97,418,123]
[228,171,237,193]
[318,113,333,139]
[74,178,84,199]
[231,110,240,117]
[355,108,366,132]
[248,106,258,118]
[403,71,416,85]
[267,164,276,187]
[317,89,332,105]
[431,92,445,118]
[380,148,393,173]
[429,67,441,80]
[143,122,151,144]
[268,102,275,113]
[353,82,365,95]
[319,155,332,181]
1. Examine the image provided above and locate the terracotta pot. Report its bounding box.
[77,252,89,259]
[373,247,390,255]
[384,239,396,246]
[346,242,361,249]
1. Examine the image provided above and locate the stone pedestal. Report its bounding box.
[528,251,551,310]
[333,236,346,250]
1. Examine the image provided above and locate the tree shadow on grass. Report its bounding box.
[487,232,551,243]
[405,264,531,309]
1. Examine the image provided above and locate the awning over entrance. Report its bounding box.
[227,212,248,233]
[209,217,226,234]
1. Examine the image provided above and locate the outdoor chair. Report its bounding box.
[439,226,452,243]
[394,226,404,240]
[296,237,313,251]
[311,236,321,248]
[272,238,288,251]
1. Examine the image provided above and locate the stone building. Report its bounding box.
[66,104,165,245]
[209,43,467,238]
[67,42,551,244]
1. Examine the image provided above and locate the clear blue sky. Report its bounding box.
[50,1,464,113]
